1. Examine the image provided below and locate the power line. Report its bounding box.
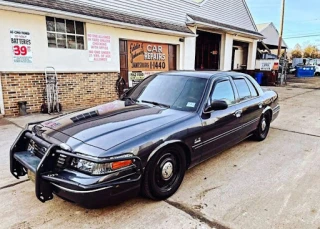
[285,31,320,36]
[284,34,320,39]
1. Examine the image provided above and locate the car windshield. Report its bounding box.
[126,74,208,112]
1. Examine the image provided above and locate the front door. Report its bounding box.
[197,76,241,161]
[119,39,129,88]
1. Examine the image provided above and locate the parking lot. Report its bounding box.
[1,78,320,229]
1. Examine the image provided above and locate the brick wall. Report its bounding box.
[0,72,118,116]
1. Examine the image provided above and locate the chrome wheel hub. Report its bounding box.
[261,118,267,131]
[161,162,174,180]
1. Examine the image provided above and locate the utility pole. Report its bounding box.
[277,0,286,58]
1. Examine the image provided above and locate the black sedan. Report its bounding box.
[10,71,280,208]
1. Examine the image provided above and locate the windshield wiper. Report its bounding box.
[141,100,170,108]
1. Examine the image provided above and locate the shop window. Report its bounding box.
[46,17,85,50]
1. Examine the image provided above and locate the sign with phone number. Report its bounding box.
[10,29,33,64]
[127,40,169,87]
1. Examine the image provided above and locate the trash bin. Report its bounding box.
[18,101,28,116]
[295,66,315,77]
[254,72,264,85]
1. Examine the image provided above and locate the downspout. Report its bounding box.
[0,72,5,115]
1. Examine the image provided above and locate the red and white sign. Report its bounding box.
[10,29,33,64]
[87,33,111,62]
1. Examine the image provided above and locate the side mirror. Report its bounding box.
[205,100,228,112]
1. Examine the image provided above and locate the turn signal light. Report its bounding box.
[112,160,133,170]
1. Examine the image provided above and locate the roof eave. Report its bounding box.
[0,0,196,37]
[187,21,264,39]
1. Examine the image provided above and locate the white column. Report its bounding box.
[247,40,258,70]
[220,33,233,71]
[219,33,226,70]
[181,36,196,70]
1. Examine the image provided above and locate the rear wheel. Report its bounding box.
[142,145,186,200]
[253,112,271,141]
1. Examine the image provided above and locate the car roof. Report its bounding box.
[158,71,246,79]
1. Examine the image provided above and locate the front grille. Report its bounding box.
[28,137,69,169]
[29,140,47,158]
[56,154,68,168]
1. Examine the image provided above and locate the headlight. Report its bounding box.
[71,154,133,175]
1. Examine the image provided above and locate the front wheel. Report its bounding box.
[253,113,271,141]
[141,145,186,200]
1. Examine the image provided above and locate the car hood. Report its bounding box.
[35,101,190,156]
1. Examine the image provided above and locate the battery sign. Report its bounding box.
[10,29,33,64]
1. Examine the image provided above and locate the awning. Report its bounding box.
[186,14,264,39]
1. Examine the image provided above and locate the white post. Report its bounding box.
[247,40,258,70]
[182,36,196,70]
[220,34,233,71]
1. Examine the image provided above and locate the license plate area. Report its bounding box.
[28,169,36,183]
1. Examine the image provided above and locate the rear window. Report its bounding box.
[234,79,251,101]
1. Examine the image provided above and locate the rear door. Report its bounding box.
[198,76,242,161]
[231,76,263,138]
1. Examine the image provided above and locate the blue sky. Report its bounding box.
[246,0,320,49]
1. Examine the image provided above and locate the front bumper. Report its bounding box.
[10,129,142,208]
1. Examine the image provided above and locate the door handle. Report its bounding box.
[234,110,242,118]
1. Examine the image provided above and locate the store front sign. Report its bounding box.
[260,62,273,71]
[10,29,32,64]
[87,33,111,62]
[128,41,169,87]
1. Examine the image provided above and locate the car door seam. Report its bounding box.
[193,117,259,149]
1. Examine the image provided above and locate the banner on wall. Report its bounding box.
[87,33,111,62]
[128,41,169,87]
[10,29,33,64]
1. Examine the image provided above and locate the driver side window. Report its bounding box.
[211,80,236,105]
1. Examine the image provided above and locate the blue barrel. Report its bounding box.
[254,72,264,85]
[295,66,315,77]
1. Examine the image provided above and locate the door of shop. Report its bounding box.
[119,39,177,88]
[119,40,129,88]
[195,30,221,70]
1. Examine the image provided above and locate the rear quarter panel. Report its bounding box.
[261,88,280,122]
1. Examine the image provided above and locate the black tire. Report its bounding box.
[253,112,271,141]
[142,145,186,200]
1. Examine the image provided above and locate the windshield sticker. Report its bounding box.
[186,102,196,108]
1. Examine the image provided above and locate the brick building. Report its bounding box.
[0,0,262,116]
